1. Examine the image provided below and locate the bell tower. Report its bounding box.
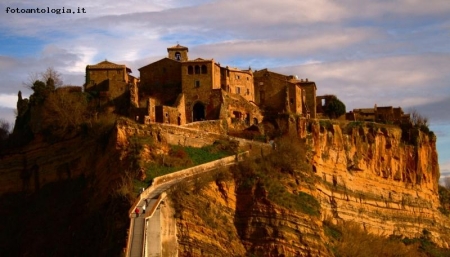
[167,44,188,61]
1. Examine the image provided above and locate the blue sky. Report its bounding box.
[0,0,449,181]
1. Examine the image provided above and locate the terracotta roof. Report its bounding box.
[87,60,126,70]
[355,108,375,114]
[184,58,214,63]
[167,44,189,51]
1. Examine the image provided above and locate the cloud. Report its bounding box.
[438,160,450,186]
[0,107,16,126]
[274,53,450,111]
[0,94,17,109]
[190,27,381,61]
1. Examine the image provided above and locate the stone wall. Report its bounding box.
[254,69,288,112]
[138,58,182,105]
[225,68,254,102]
[288,83,302,114]
[182,120,227,134]
[128,151,249,216]
[182,60,218,123]
[300,82,316,118]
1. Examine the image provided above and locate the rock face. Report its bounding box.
[1,118,448,256]
[168,120,450,256]
[171,178,331,257]
[309,121,449,247]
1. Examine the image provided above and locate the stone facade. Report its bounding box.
[348,105,410,124]
[84,60,139,116]
[86,45,318,128]
[84,60,138,100]
[254,69,316,118]
[138,58,182,107]
[135,44,271,127]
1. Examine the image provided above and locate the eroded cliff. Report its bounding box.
[166,120,450,256]
[309,121,449,246]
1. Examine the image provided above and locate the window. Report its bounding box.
[188,66,193,75]
[195,80,200,88]
[201,65,207,74]
[237,87,241,94]
[247,88,250,95]
[259,82,264,86]
[195,65,200,74]
[175,52,181,61]
[290,98,294,104]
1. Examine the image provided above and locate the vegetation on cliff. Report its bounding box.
[167,136,329,256]
[322,95,346,119]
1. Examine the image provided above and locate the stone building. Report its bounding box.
[84,60,139,114]
[348,105,410,124]
[253,69,316,118]
[135,44,264,127]
[85,45,318,128]
[84,60,138,99]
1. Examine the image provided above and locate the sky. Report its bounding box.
[0,0,449,181]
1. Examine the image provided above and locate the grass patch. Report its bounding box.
[438,185,450,216]
[233,136,320,216]
[322,220,450,257]
[131,139,237,195]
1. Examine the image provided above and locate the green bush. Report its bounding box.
[327,221,425,257]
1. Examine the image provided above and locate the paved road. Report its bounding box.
[128,176,193,257]
[146,206,161,257]
[127,150,258,256]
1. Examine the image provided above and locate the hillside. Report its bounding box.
[1,115,450,256]
[156,119,450,256]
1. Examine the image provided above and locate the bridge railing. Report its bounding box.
[127,151,248,218]
[125,151,249,256]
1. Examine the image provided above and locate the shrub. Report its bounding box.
[323,95,346,119]
[329,221,424,257]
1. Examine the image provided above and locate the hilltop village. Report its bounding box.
[83,44,410,129]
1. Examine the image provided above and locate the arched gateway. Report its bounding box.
[192,102,205,121]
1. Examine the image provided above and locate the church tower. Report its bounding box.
[167,44,189,61]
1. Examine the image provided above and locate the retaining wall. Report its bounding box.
[128,151,249,217]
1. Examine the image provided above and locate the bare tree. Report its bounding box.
[0,119,10,140]
[444,176,450,190]
[410,108,429,127]
[40,89,89,137]
[41,67,63,88]
[23,67,63,89]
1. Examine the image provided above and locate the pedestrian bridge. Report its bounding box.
[125,151,249,257]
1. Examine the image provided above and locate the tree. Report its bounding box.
[445,177,450,190]
[0,119,10,140]
[410,108,429,127]
[40,89,89,138]
[323,95,346,119]
[24,67,63,89]
[40,67,63,88]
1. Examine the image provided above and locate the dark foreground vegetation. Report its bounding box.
[0,176,129,256]
[324,220,449,257]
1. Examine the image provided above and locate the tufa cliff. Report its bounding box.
[1,115,449,256]
[161,119,450,256]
